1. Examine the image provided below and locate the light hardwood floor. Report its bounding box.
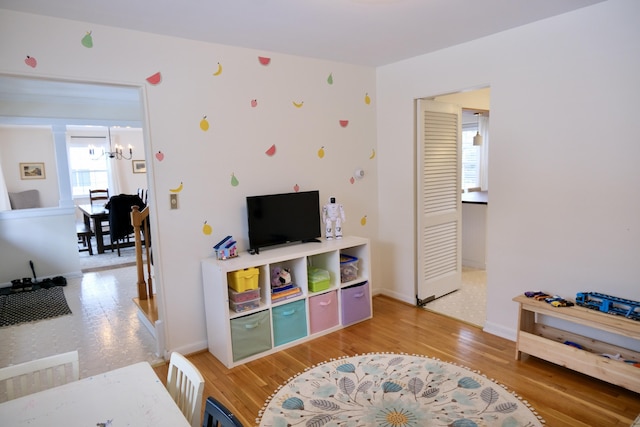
[153,295,640,427]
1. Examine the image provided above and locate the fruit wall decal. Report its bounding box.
[200,116,210,131]
[81,31,93,48]
[292,101,304,108]
[202,221,213,235]
[350,177,355,184]
[24,56,37,68]
[146,72,162,85]
[327,73,333,85]
[230,173,239,187]
[293,184,300,192]
[251,99,258,108]
[369,148,376,159]
[169,182,183,193]
[213,62,222,76]
[155,151,165,161]
[365,93,371,105]
[360,215,367,226]
[317,146,325,159]
[258,56,271,66]
[339,120,349,128]
[265,144,276,156]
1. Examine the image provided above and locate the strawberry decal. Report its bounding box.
[25,56,37,68]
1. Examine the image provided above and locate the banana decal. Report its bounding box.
[169,182,184,193]
[213,62,222,76]
[292,101,304,108]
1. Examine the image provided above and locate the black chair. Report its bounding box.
[89,188,110,237]
[105,194,145,256]
[202,396,243,427]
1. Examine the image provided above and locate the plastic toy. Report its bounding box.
[576,292,640,321]
[213,235,237,260]
[271,267,292,288]
[322,196,346,240]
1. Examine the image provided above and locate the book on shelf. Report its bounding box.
[271,285,302,301]
[271,283,296,294]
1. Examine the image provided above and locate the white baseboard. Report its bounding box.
[483,320,516,342]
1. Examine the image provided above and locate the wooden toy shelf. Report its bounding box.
[513,295,640,393]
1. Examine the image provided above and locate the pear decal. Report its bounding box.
[202,221,213,235]
[360,215,367,226]
[365,93,371,105]
[200,116,210,131]
[327,73,333,85]
[317,146,325,159]
[81,31,93,48]
[231,173,239,187]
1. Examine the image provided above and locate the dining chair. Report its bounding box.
[202,396,244,427]
[89,188,111,241]
[0,350,79,402]
[76,221,93,255]
[166,352,205,427]
[89,188,110,206]
[105,193,146,256]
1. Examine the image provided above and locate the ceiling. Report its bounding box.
[1,0,604,67]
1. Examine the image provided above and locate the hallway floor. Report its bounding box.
[423,267,486,327]
[0,265,162,378]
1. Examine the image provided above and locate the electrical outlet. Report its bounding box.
[170,193,178,209]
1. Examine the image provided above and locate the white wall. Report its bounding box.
[377,0,640,339]
[0,10,378,355]
[0,207,80,283]
[0,126,59,208]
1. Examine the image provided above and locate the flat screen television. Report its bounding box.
[247,190,321,252]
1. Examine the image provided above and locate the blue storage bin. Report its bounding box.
[230,310,272,362]
[272,300,307,347]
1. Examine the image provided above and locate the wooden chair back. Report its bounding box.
[0,350,79,402]
[166,352,205,427]
[89,189,109,205]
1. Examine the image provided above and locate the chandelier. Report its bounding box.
[90,127,132,160]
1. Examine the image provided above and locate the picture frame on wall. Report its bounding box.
[19,162,45,180]
[132,160,146,174]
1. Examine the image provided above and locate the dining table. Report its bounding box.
[0,361,190,426]
[78,203,110,254]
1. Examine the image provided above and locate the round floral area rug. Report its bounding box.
[257,353,544,427]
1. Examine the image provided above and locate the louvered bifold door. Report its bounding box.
[416,100,462,303]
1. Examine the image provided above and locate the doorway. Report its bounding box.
[0,73,160,351]
[418,88,489,327]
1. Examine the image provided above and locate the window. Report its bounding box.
[461,123,480,190]
[67,137,109,197]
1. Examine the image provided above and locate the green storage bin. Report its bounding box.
[308,266,330,292]
[272,300,307,346]
[230,310,272,362]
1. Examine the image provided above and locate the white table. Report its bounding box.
[0,362,190,426]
